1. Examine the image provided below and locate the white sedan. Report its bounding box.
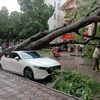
[0,51,61,80]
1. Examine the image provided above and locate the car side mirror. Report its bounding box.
[15,56,19,61]
[4,52,8,57]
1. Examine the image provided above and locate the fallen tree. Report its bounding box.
[0,7,100,57]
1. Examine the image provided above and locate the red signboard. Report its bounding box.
[83,32,88,39]
[62,33,76,40]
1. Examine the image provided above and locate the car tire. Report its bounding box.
[24,67,34,80]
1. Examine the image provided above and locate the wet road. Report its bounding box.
[59,52,100,83]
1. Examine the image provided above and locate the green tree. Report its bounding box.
[66,0,100,59]
[17,0,54,38]
[0,0,100,57]
[83,26,100,59]
[9,11,23,39]
[0,7,9,39]
[77,0,100,59]
[0,8,24,41]
[0,0,54,40]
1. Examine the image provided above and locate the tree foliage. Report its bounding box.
[65,0,100,59]
[47,68,100,100]
[83,26,100,59]
[9,11,23,39]
[0,7,22,40]
[0,0,54,40]
[77,0,100,59]
[0,7,9,39]
[0,0,100,58]
[17,0,54,38]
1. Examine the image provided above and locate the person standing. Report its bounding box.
[92,45,100,71]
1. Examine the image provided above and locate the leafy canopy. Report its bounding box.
[66,0,100,59]
[0,7,9,39]
[47,68,100,100]
[77,0,100,59]
[0,0,54,40]
[17,0,54,38]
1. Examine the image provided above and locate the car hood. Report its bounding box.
[26,57,60,67]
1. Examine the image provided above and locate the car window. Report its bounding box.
[8,53,13,58]
[12,53,20,58]
[19,52,41,59]
[8,53,21,59]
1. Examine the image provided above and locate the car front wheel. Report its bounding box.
[24,67,34,80]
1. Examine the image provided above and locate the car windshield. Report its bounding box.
[19,51,41,59]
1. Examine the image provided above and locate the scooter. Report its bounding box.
[52,50,61,60]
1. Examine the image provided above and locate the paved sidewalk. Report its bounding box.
[0,69,80,100]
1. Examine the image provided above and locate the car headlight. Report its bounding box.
[34,66,47,70]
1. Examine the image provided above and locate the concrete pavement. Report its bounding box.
[0,69,80,100]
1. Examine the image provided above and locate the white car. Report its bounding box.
[0,51,61,80]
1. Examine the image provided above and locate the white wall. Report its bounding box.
[44,0,67,30]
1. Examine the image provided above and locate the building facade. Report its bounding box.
[44,0,67,30]
[60,0,94,36]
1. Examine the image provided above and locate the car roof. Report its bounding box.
[11,51,36,53]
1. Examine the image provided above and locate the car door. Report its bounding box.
[3,52,23,74]
[2,52,14,71]
[9,53,24,74]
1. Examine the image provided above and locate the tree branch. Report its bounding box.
[85,7,100,16]
[75,30,81,35]
[14,31,49,51]
[47,39,92,47]
[1,9,100,57]
[64,11,77,26]
[18,16,100,50]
